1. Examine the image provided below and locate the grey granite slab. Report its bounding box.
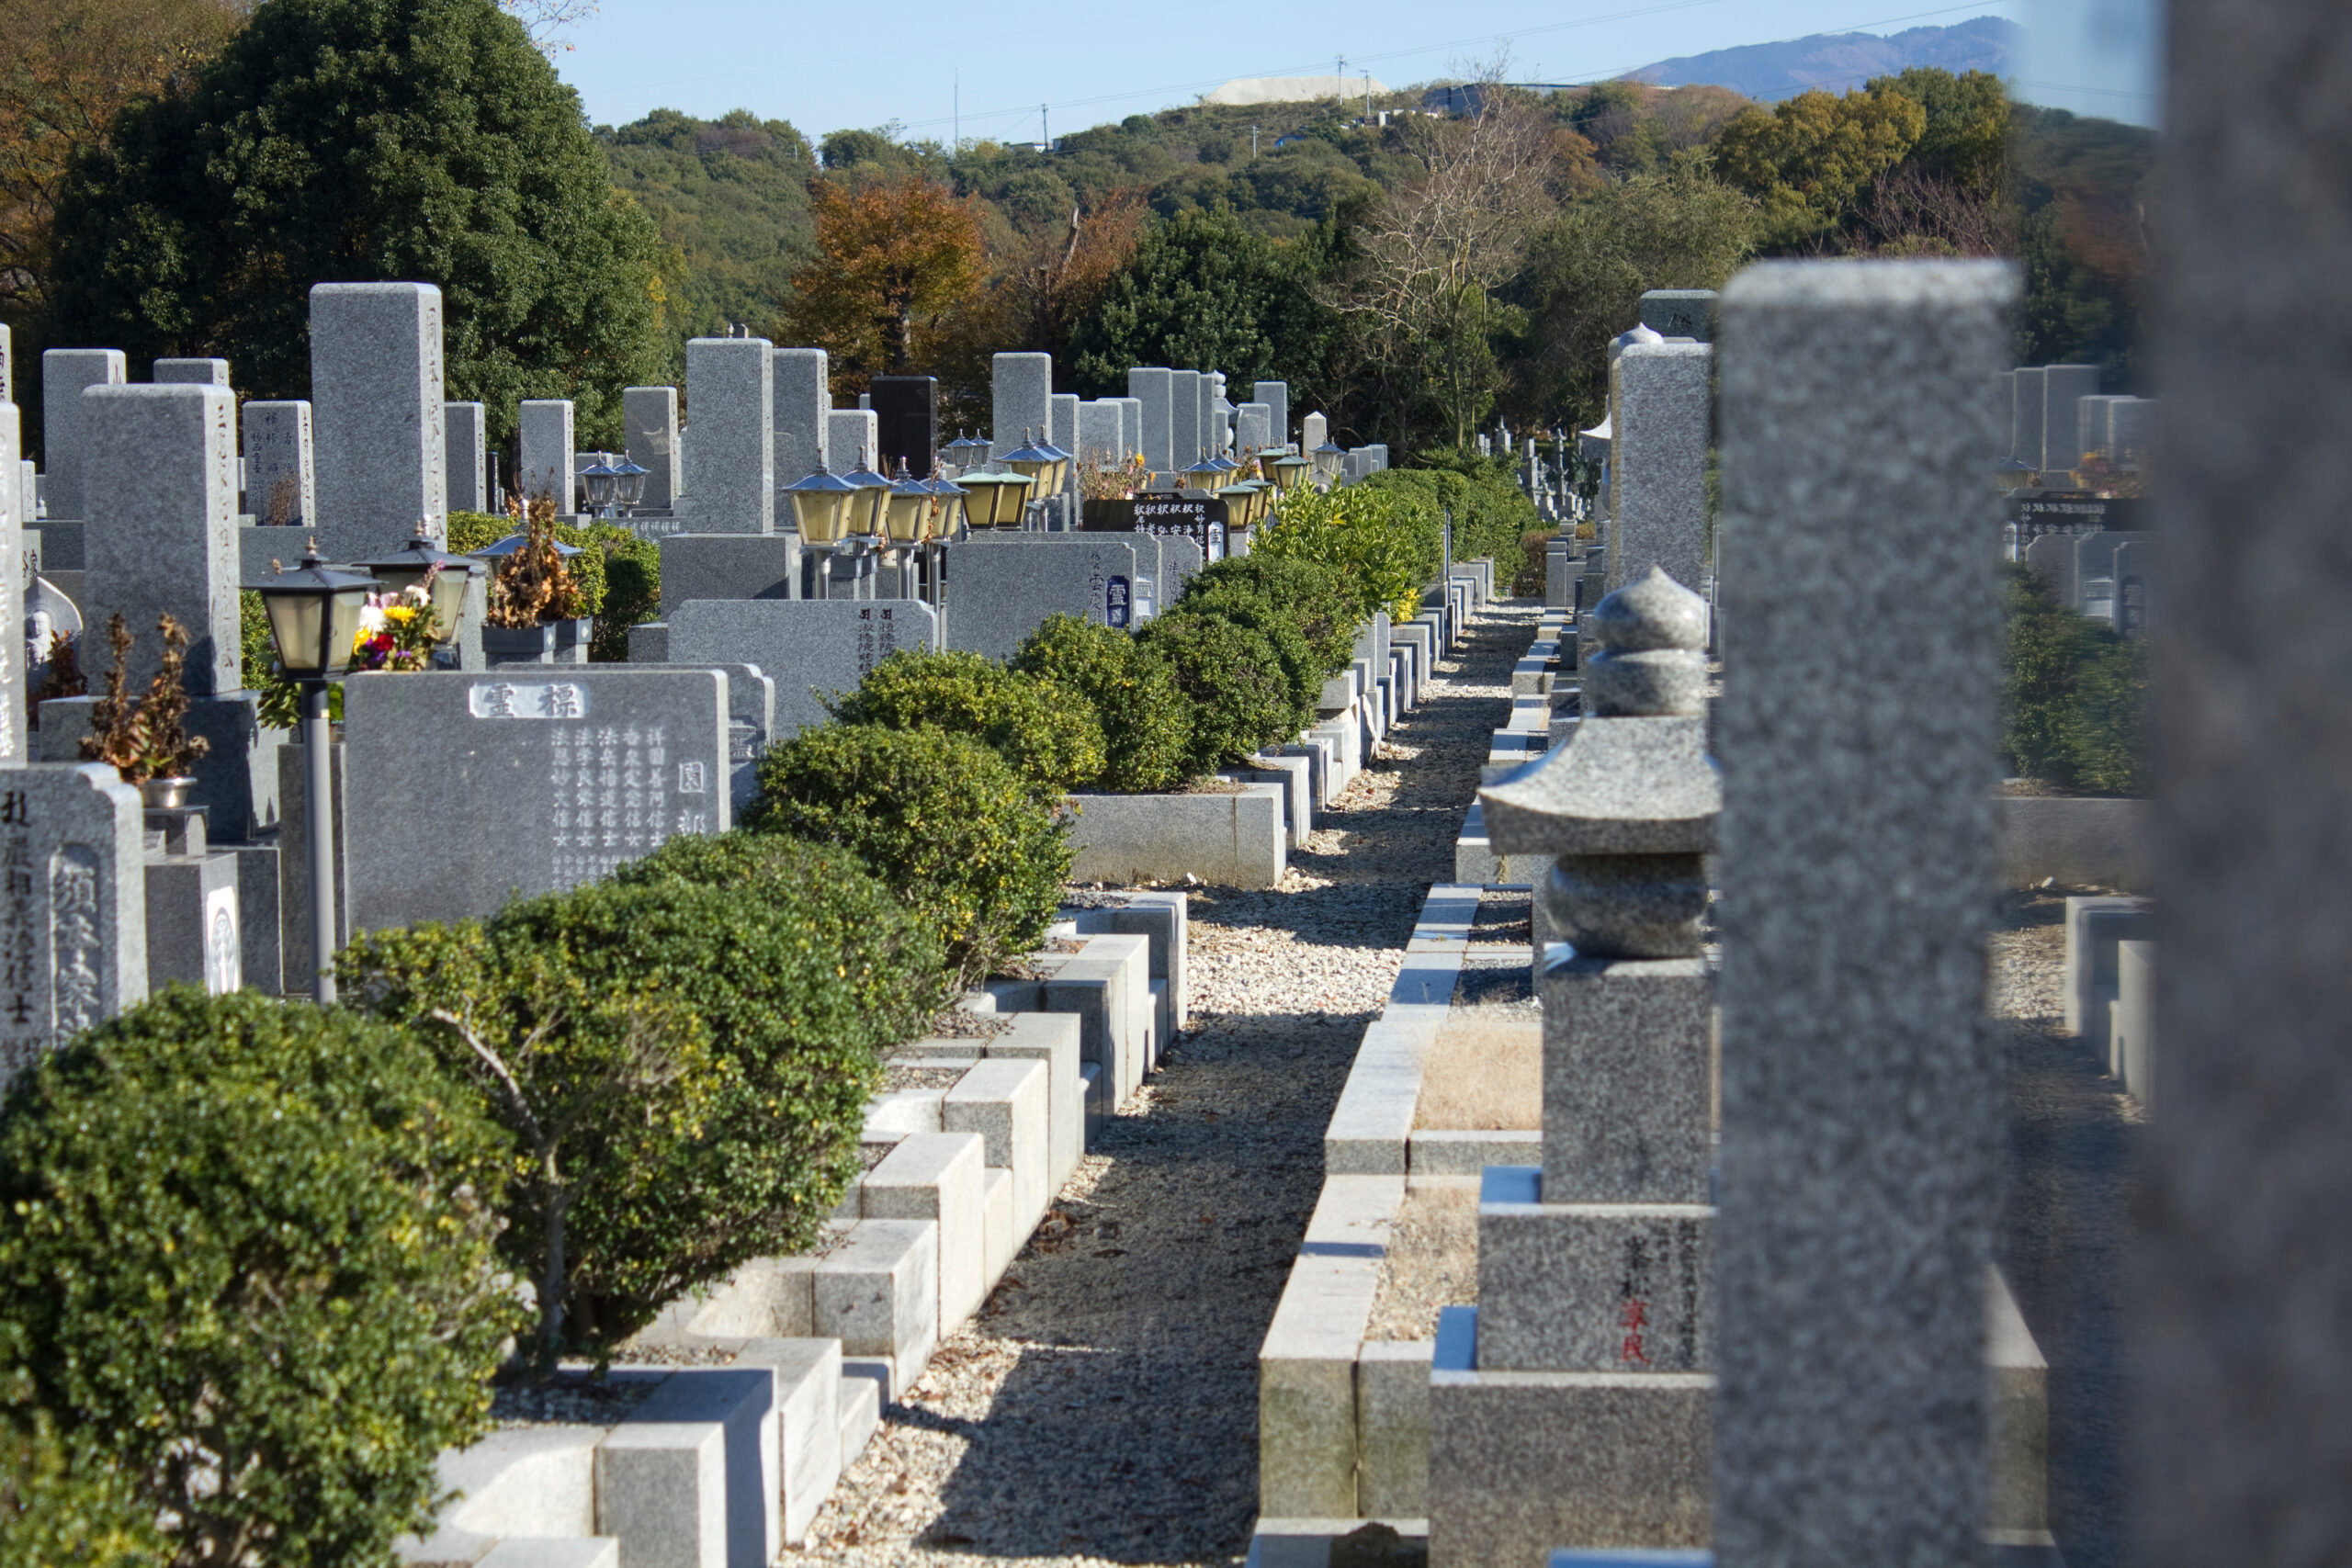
[309,282,446,558]
[0,764,148,1093]
[667,599,937,739]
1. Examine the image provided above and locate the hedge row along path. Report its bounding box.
[795,598,1542,1565]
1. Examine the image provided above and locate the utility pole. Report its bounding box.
[1042,103,1049,152]
[1251,124,1259,156]
[1336,55,1345,111]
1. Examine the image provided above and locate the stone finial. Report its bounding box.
[1481,566,1720,958]
[1583,565,1708,718]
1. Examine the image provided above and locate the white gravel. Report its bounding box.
[787,603,1541,1566]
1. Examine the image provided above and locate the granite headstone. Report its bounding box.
[683,336,775,533]
[0,765,147,1093]
[340,669,730,931]
[40,348,126,520]
[668,599,938,739]
[623,386,679,509]
[310,282,446,557]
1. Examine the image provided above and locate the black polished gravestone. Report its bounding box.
[2005,490,2148,543]
[868,375,938,476]
[1082,496,1227,561]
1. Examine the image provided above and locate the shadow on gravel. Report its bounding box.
[910,1008,1377,1562]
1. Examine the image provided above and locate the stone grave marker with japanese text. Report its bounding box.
[0,765,148,1094]
[338,669,730,931]
[667,599,939,740]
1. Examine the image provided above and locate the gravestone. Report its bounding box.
[991,353,1051,462]
[2109,396,2154,464]
[1049,393,1080,524]
[1638,288,1718,341]
[2011,366,2048,468]
[682,336,774,533]
[0,764,147,1094]
[2023,530,2080,609]
[1198,372,1221,455]
[518,399,575,506]
[1169,370,1202,466]
[40,348,127,520]
[339,669,730,931]
[153,357,230,386]
[2076,393,2121,463]
[1084,495,1228,562]
[623,385,679,508]
[1129,367,1174,470]
[1235,402,1272,455]
[1078,400,1124,468]
[0,404,20,761]
[1713,258,2014,1567]
[2134,8,2351,1557]
[310,282,446,557]
[773,347,830,484]
[1250,379,1289,446]
[628,661,774,810]
[444,401,487,513]
[656,534,800,615]
[868,375,937,476]
[2041,364,2101,476]
[2112,536,2153,635]
[827,409,877,471]
[82,384,240,697]
[668,600,939,739]
[942,536,1136,660]
[1303,411,1328,454]
[1116,397,1143,462]
[1609,343,1713,593]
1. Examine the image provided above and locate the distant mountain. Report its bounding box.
[1621,16,2018,101]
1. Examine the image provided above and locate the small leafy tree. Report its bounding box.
[778,174,985,389]
[1255,481,1442,624]
[345,835,942,1349]
[0,989,517,1568]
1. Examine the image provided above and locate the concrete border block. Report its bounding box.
[1258,1175,1405,1517]
[863,1133,987,1332]
[475,1540,620,1568]
[813,1218,938,1369]
[594,1420,727,1568]
[618,1369,778,1568]
[986,1010,1084,1190]
[946,1056,1049,1235]
[730,1338,841,1546]
[1357,1339,1436,1517]
[1063,786,1286,888]
[839,1372,882,1467]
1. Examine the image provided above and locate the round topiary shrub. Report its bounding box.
[747,725,1070,986]
[827,648,1105,799]
[0,988,519,1568]
[1011,613,1193,793]
[343,833,944,1355]
[1181,554,1359,677]
[1136,608,1302,773]
[1164,585,1323,739]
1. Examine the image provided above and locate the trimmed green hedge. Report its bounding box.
[828,648,1107,800]
[2003,561,2148,795]
[1012,613,1193,793]
[343,832,939,1355]
[1361,463,1543,580]
[749,725,1070,985]
[0,989,518,1566]
[1181,554,1358,678]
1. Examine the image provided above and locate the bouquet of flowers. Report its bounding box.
[350,573,444,672]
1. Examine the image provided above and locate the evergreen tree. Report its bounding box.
[1066,207,1329,397]
[44,0,666,448]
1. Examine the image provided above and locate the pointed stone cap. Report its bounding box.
[1478,717,1720,856]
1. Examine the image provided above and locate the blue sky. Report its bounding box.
[550,0,2160,141]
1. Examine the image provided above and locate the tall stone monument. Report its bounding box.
[310,282,446,557]
[40,348,127,520]
[2133,2,2352,1562]
[1608,342,1712,593]
[1712,258,2014,1568]
[622,386,679,509]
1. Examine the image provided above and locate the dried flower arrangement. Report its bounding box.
[81,614,211,784]
[486,490,589,629]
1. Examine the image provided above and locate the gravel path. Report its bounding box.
[1990,892,2142,1568]
[790,603,1541,1567]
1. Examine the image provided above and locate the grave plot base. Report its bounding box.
[1065,784,1286,888]
[1245,1517,1430,1568]
[1428,1308,1712,1568]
